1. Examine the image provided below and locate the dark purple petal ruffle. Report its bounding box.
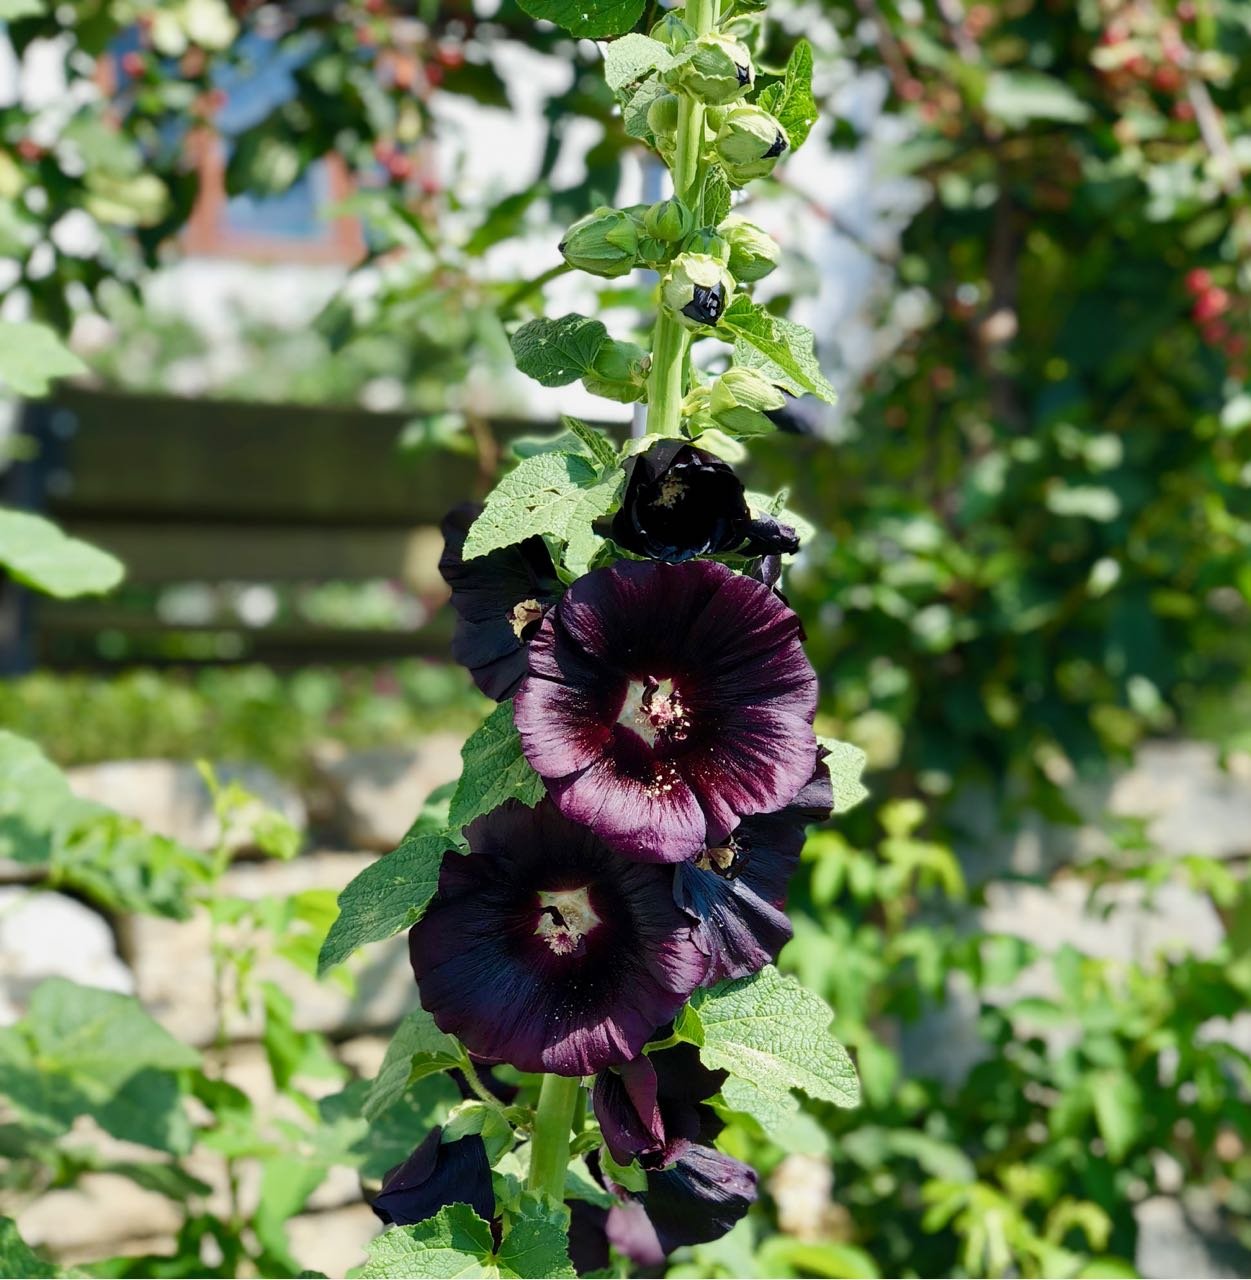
[372,1127,494,1227]
[515,560,818,862]
[676,754,834,982]
[439,504,563,701]
[408,800,709,1076]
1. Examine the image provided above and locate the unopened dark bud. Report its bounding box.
[662,253,736,330]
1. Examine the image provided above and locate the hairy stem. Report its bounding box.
[644,0,720,437]
[527,1073,582,1201]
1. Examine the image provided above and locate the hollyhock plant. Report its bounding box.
[438,503,562,700]
[676,752,834,982]
[408,799,708,1075]
[515,558,819,862]
[602,438,799,561]
[372,1128,494,1227]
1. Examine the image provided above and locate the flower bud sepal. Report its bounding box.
[559,206,639,278]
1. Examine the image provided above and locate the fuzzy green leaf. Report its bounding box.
[817,736,870,814]
[622,76,668,140]
[717,1075,828,1154]
[318,831,455,974]
[517,0,644,37]
[685,965,860,1112]
[511,314,608,387]
[562,473,622,577]
[461,452,600,559]
[496,1195,577,1279]
[562,416,619,470]
[0,1218,58,1279]
[0,321,86,397]
[603,33,673,90]
[721,299,837,403]
[757,39,818,151]
[0,509,123,599]
[704,167,733,227]
[365,1010,464,1122]
[448,702,548,833]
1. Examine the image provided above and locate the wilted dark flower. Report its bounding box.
[372,1127,493,1227]
[675,753,834,982]
[515,559,819,862]
[438,504,562,701]
[603,439,798,562]
[408,800,708,1076]
[592,1042,724,1168]
[571,1144,758,1269]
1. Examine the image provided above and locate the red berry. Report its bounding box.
[1185,268,1211,294]
[436,45,465,70]
[420,174,441,197]
[425,62,443,87]
[1153,65,1182,93]
[1173,99,1195,121]
[16,138,43,162]
[121,51,146,79]
[386,153,413,181]
[1127,54,1151,78]
[373,139,395,163]
[1194,287,1231,322]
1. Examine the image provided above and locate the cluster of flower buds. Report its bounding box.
[683,366,787,437]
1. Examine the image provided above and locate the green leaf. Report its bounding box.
[510,314,608,388]
[0,1217,57,1279]
[756,39,818,151]
[562,416,619,471]
[0,509,123,599]
[984,70,1091,125]
[366,1010,463,1122]
[716,1075,828,1154]
[562,473,623,577]
[704,167,733,227]
[603,33,674,90]
[622,76,668,140]
[317,831,455,975]
[1090,1070,1143,1162]
[448,703,548,834]
[817,736,869,814]
[361,1204,495,1279]
[516,0,645,38]
[722,299,837,403]
[0,322,86,398]
[461,451,600,559]
[685,966,860,1114]
[0,0,46,19]
[359,1197,575,1279]
[599,1146,646,1192]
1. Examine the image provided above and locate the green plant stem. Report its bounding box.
[526,1073,582,1201]
[645,0,720,437]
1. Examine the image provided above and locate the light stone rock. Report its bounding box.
[55,1235,179,1268]
[17,1174,183,1254]
[338,1034,391,1081]
[287,1203,380,1277]
[769,1154,839,1242]
[1135,1194,1251,1279]
[0,888,132,1024]
[122,852,419,1046]
[314,736,464,851]
[65,759,306,854]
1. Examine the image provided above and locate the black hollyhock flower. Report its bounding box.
[515,560,819,862]
[765,390,823,436]
[592,1042,725,1168]
[675,754,834,983]
[603,440,798,562]
[438,504,563,701]
[372,1127,493,1227]
[572,1144,758,1268]
[408,800,709,1076]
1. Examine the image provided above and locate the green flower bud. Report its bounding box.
[709,366,785,435]
[637,235,677,268]
[644,196,695,243]
[664,33,755,106]
[680,384,715,434]
[661,252,736,330]
[705,105,727,131]
[715,104,789,184]
[646,92,681,138]
[559,205,639,278]
[683,227,731,264]
[719,215,781,283]
[583,338,651,403]
[650,12,694,51]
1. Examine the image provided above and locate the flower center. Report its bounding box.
[694,834,749,879]
[653,476,688,509]
[535,886,601,956]
[508,597,544,639]
[618,676,691,748]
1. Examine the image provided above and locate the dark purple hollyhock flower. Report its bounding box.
[572,1145,758,1269]
[372,1127,493,1227]
[602,440,799,562]
[765,389,823,436]
[515,560,819,862]
[438,503,563,700]
[675,753,834,982]
[408,800,708,1076]
[592,1042,725,1168]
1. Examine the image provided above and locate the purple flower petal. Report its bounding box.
[515,560,818,862]
[408,800,709,1076]
[372,1127,494,1227]
[439,504,563,701]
